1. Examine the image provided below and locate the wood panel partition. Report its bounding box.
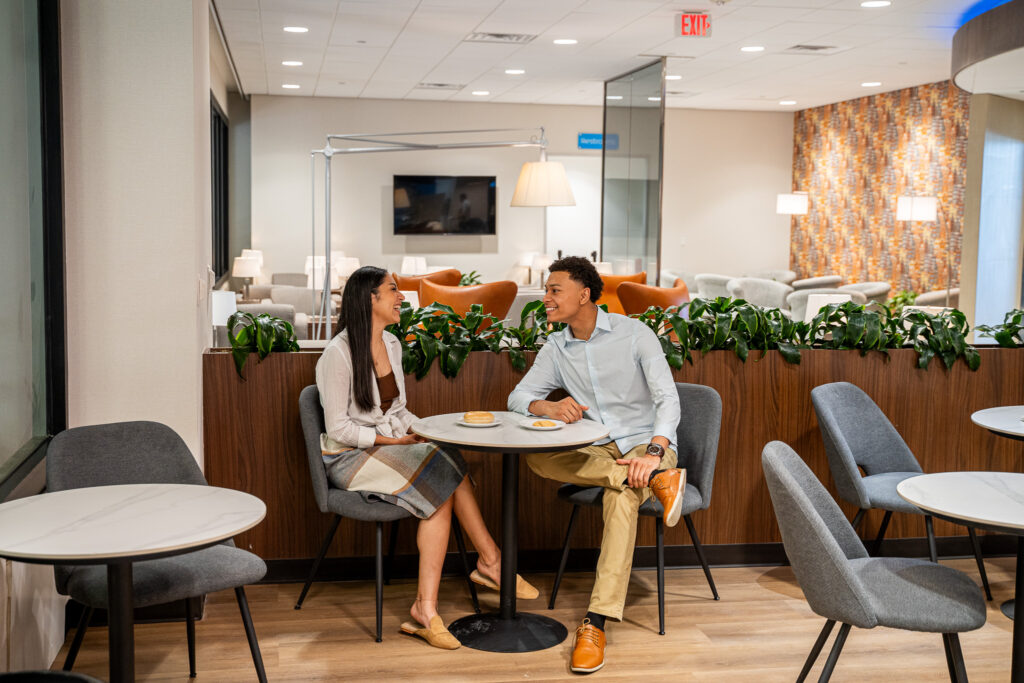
[203,347,1024,564]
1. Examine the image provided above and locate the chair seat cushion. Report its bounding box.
[862,472,925,514]
[557,483,705,516]
[62,544,267,609]
[326,488,413,522]
[850,557,986,632]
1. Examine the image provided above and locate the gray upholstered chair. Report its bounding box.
[838,281,891,303]
[811,382,991,600]
[46,422,267,682]
[792,275,842,290]
[548,383,722,635]
[745,269,797,286]
[915,288,959,307]
[271,284,335,316]
[762,441,984,682]
[0,673,104,682]
[296,385,480,641]
[694,273,735,299]
[786,288,867,322]
[727,277,794,310]
[271,272,308,287]
[214,302,305,347]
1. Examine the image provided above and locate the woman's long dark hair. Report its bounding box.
[338,265,389,412]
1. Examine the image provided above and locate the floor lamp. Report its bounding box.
[897,196,945,304]
[308,128,576,339]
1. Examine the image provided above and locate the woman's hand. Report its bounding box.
[397,432,425,445]
[375,432,425,446]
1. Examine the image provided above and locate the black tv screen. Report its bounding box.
[393,175,496,235]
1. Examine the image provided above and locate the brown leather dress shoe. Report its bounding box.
[650,468,686,527]
[570,619,606,674]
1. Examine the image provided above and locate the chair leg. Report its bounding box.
[63,605,93,671]
[549,504,580,610]
[451,516,481,613]
[684,514,720,600]
[656,517,665,636]
[945,632,969,683]
[384,520,400,586]
[375,521,384,643]
[797,619,835,683]
[942,633,956,681]
[295,514,342,609]
[925,515,938,563]
[234,587,267,683]
[185,598,197,678]
[817,622,851,683]
[967,526,993,601]
[850,508,866,532]
[871,510,892,556]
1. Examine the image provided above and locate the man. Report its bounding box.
[508,256,684,674]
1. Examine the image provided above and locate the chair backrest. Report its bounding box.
[393,269,461,293]
[271,272,308,287]
[298,385,332,513]
[596,272,646,315]
[694,273,734,299]
[915,288,959,307]
[618,281,689,316]
[46,421,207,492]
[786,288,866,322]
[745,269,797,286]
[810,381,921,509]
[675,383,722,509]
[419,279,518,320]
[761,441,876,628]
[838,282,891,302]
[792,274,842,290]
[271,285,334,316]
[726,277,793,309]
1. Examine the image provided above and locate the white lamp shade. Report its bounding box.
[518,251,540,268]
[776,193,809,215]
[336,257,361,277]
[896,196,938,222]
[211,290,237,326]
[240,249,263,269]
[400,256,427,275]
[330,250,346,263]
[510,161,576,207]
[594,261,614,275]
[531,254,553,271]
[232,256,260,279]
[304,255,325,274]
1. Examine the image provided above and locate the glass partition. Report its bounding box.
[601,59,664,284]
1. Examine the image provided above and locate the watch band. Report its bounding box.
[645,443,665,458]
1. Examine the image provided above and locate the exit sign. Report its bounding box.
[677,13,711,37]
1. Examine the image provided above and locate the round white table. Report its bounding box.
[411,411,609,653]
[972,406,1024,442]
[898,472,1024,682]
[0,484,266,683]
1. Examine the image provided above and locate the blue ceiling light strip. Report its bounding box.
[957,0,1013,27]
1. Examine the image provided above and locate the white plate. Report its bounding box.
[521,419,566,431]
[456,419,500,428]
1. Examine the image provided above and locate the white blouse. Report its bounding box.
[315,329,417,453]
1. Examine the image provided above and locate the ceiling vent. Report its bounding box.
[415,82,464,91]
[464,32,536,44]
[666,90,698,98]
[782,44,848,56]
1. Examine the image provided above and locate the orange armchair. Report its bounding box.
[419,279,519,321]
[596,272,646,315]
[393,269,461,293]
[618,280,690,316]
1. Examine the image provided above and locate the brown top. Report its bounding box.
[376,371,399,413]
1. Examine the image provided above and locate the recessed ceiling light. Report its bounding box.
[283,26,308,33]
[648,96,661,101]
[779,100,797,105]
[741,46,765,53]
[665,75,682,81]
[861,81,881,87]
[472,90,490,96]
[861,1,891,7]
[606,95,623,100]
[282,60,303,67]
[553,38,578,45]
[504,69,525,75]
[282,84,300,89]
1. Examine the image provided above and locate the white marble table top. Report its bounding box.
[971,406,1024,438]
[897,472,1024,532]
[412,411,610,452]
[0,484,266,563]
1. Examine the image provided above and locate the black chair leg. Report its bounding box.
[942,633,956,681]
[295,514,342,609]
[234,587,267,683]
[63,605,93,671]
[185,598,197,678]
[797,619,835,683]
[850,508,866,532]
[871,510,892,556]
[656,517,665,636]
[451,516,481,613]
[684,514,720,600]
[817,622,851,683]
[549,504,580,610]
[384,520,400,586]
[967,526,993,600]
[945,632,969,683]
[375,521,384,643]
[925,515,939,563]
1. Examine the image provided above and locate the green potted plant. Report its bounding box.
[226,311,300,378]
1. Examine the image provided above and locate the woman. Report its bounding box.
[315,266,537,649]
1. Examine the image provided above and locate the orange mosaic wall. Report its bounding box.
[791,81,970,295]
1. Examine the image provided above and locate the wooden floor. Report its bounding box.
[58,558,1017,681]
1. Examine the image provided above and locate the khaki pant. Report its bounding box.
[526,441,677,620]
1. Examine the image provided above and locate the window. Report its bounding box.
[211,98,229,279]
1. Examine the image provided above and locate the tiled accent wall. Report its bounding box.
[791,81,970,295]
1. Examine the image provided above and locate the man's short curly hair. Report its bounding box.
[548,256,603,302]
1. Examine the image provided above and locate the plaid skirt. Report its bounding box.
[324,443,468,519]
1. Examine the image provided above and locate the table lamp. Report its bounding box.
[232,256,260,301]
[531,254,553,287]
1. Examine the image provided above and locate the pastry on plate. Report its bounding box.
[532,420,557,427]
[463,411,495,424]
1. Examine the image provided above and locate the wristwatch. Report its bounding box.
[645,443,665,458]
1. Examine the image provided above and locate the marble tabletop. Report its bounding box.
[0,484,266,563]
[897,472,1024,533]
[971,406,1024,439]
[412,411,610,452]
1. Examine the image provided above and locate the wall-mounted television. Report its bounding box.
[393,175,496,235]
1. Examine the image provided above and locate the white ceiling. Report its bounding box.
[213,0,986,111]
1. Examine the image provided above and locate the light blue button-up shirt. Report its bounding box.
[508,308,680,453]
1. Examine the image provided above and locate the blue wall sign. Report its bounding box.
[577,133,618,150]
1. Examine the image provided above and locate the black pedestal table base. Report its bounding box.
[449,612,569,653]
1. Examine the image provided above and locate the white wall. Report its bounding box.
[661,108,795,278]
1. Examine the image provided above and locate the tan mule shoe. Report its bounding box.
[400,615,461,650]
[470,569,540,600]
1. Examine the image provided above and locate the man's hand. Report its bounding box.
[615,454,661,488]
[530,397,589,423]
